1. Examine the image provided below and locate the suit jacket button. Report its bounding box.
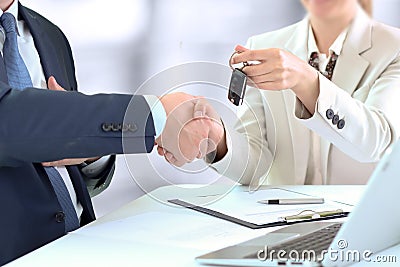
[111,123,122,132]
[326,109,334,120]
[332,115,340,125]
[122,124,129,132]
[337,119,345,129]
[102,123,111,132]
[128,123,138,133]
[55,211,65,223]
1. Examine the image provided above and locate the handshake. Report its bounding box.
[156,92,225,167]
[44,77,224,168]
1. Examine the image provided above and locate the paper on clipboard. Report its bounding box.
[171,188,353,227]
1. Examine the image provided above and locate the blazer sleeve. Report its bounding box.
[210,37,276,186]
[0,83,156,167]
[295,52,400,163]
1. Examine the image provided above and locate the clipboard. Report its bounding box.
[168,199,350,229]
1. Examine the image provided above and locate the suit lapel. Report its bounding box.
[283,18,311,184]
[18,3,68,87]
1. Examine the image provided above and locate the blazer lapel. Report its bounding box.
[331,7,372,95]
[18,4,68,87]
[283,17,311,184]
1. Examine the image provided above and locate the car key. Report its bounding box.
[228,51,249,106]
[228,68,247,106]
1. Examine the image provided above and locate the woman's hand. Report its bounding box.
[232,45,320,114]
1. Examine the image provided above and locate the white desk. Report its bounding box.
[8,184,400,267]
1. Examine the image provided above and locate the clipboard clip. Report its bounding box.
[280,209,344,222]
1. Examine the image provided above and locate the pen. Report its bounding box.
[257,197,324,205]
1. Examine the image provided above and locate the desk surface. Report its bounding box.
[8,184,400,267]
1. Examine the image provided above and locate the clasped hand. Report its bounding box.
[43,77,224,168]
[156,93,224,167]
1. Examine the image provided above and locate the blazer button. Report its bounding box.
[332,115,340,125]
[326,109,334,120]
[55,211,65,223]
[101,123,112,132]
[337,119,345,129]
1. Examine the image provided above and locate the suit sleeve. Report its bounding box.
[0,83,156,167]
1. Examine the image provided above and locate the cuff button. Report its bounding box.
[326,109,334,120]
[332,115,340,125]
[337,119,345,129]
[101,123,112,132]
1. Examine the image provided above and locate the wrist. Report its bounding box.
[292,66,320,114]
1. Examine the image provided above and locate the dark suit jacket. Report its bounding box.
[0,4,155,265]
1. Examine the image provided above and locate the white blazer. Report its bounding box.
[213,7,400,186]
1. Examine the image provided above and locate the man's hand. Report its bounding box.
[41,76,100,167]
[42,158,98,167]
[156,93,224,167]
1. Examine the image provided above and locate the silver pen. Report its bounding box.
[257,197,325,205]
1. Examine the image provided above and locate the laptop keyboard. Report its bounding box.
[245,223,342,260]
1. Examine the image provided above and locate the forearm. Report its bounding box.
[211,87,275,186]
[0,86,155,165]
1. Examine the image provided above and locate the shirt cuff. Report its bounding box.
[143,95,167,138]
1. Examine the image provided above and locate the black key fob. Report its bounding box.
[228,68,247,106]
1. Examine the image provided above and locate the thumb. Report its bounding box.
[193,98,221,124]
[193,98,208,119]
[48,76,65,91]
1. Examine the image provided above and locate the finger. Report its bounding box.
[47,76,65,91]
[247,73,278,85]
[232,49,267,65]
[157,146,165,156]
[165,152,175,162]
[253,80,288,91]
[234,44,249,53]
[42,161,60,167]
[197,138,209,159]
[241,62,275,77]
[168,155,186,167]
[164,153,178,166]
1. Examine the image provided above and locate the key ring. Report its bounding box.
[229,51,249,71]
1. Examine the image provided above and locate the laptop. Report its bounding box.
[196,140,400,266]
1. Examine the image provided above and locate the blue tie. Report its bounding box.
[1,12,80,232]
